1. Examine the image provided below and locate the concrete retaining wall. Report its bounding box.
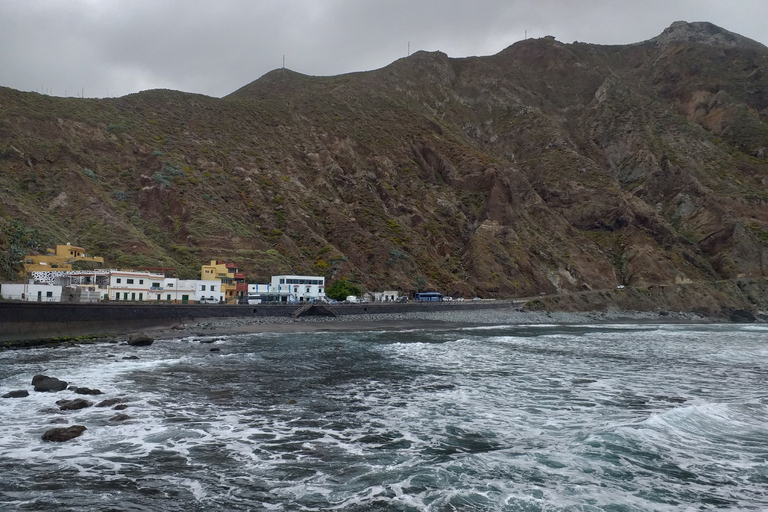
[0,300,519,342]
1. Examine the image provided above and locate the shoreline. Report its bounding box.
[3,308,759,350]
[145,308,729,340]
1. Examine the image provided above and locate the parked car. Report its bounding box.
[396,296,408,303]
[455,297,465,302]
[472,297,482,301]
[198,297,218,304]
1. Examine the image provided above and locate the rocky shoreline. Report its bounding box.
[2,306,762,351]
[149,307,744,339]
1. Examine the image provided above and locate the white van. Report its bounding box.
[345,295,359,303]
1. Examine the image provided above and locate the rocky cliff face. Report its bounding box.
[1,21,767,310]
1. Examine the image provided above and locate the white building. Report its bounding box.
[15,269,225,304]
[373,290,400,302]
[189,279,224,304]
[247,275,326,303]
[116,274,224,304]
[109,270,165,302]
[1,282,62,302]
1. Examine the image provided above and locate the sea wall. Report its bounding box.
[0,300,519,342]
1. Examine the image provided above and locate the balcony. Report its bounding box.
[233,273,246,280]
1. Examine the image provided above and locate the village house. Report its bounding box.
[23,243,104,274]
[372,290,400,302]
[0,281,62,302]
[201,260,247,303]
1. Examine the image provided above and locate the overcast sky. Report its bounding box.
[1,0,766,99]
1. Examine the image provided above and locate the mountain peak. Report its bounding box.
[651,21,764,50]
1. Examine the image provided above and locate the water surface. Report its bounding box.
[1,323,767,510]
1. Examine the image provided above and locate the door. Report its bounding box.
[182,294,189,304]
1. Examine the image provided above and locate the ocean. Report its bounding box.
[1,323,767,511]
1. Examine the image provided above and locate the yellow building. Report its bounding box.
[23,244,105,274]
[201,260,247,303]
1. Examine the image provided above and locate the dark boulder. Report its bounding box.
[73,387,103,395]
[42,425,87,442]
[210,347,221,352]
[56,398,93,411]
[2,390,29,398]
[108,413,131,423]
[122,355,139,360]
[113,404,128,411]
[128,333,154,346]
[730,309,756,323]
[32,375,68,392]
[95,398,124,408]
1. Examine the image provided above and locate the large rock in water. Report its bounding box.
[32,375,68,392]
[56,398,93,411]
[42,425,87,442]
[730,309,756,323]
[128,333,154,346]
[73,387,102,395]
[2,390,29,398]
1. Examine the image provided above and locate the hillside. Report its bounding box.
[1,21,767,311]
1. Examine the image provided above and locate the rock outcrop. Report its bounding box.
[56,398,93,411]
[41,425,87,442]
[127,333,154,346]
[32,375,68,392]
[2,390,29,398]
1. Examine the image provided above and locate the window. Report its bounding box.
[168,283,174,288]
[211,286,216,291]
[116,278,122,284]
[201,285,206,291]
[280,279,285,284]
[127,279,134,284]
[152,282,160,288]
[139,280,144,284]
[46,291,53,297]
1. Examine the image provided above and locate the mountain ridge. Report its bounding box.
[1,21,767,313]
